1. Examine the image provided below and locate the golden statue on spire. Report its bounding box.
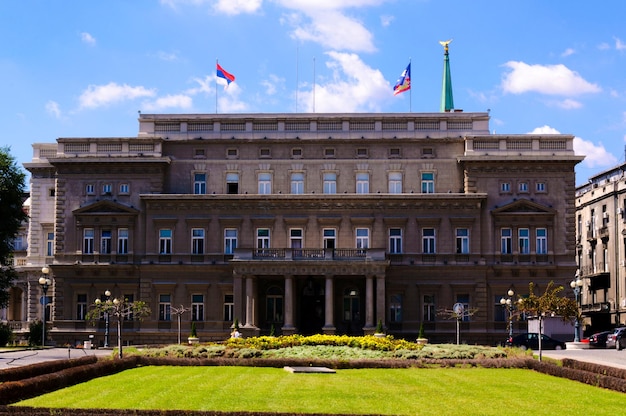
[439,39,453,53]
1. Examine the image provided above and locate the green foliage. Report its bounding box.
[233,318,239,330]
[375,319,384,333]
[190,321,197,338]
[0,147,27,309]
[418,321,425,339]
[269,323,275,336]
[0,322,13,346]
[27,320,45,346]
[518,281,579,321]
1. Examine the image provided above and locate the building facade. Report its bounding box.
[5,112,582,346]
[575,162,626,334]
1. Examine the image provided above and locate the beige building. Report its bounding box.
[5,111,582,346]
[575,162,626,334]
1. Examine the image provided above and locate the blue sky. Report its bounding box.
[2,0,625,186]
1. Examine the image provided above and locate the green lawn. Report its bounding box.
[15,366,626,415]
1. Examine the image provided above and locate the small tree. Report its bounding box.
[517,281,578,361]
[375,319,384,334]
[0,322,13,346]
[190,321,197,338]
[27,320,45,347]
[87,296,150,359]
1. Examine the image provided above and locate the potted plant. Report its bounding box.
[188,321,199,344]
[374,319,385,337]
[416,321,428,345]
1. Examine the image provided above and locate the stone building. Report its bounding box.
[575,161,626,334]
[5,111,582,346]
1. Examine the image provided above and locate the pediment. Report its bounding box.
[492,199,555,215]
[73,200,140,216]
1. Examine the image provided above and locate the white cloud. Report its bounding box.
[142,94,193,111]
[261,74,284,96]
[155,51,180,61]
[555,98,582,109]
[531,125,617,169]
[213,0,262,15]
[78,82,156,109]
[615,37,626,51]
[80,32,96,46]
[561,48,575,57]
[297,51,391,112]
[380,14,394,27]
[45,101,62,119]
[501,61,601,96]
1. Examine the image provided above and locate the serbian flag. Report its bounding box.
[393,63,411,96]
[216,63,236,88]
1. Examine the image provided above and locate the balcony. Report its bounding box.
[234,248,386,262]
[581,302,610,314]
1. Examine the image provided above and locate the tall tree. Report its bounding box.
[0,147,27,308]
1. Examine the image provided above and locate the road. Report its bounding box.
[0,347,112,370]
[541,347,626,369]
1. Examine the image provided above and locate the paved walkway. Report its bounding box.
[0,347,112,370]
[541,348,626,369]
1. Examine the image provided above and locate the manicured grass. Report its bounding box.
[15,366,625,415]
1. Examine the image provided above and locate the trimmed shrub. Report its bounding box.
[0,323,13,347]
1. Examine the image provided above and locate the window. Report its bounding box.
[343,288,360,322]
[46,232,54,256]
[101,230,112,254]
[290,228,303,251]
[291,172,304,194]
[390,294,402,323]
[226,173,239,194]
[536,228,547,254]
[356,148,368,158]
[194,173,207,194]
[456,228,469,254]
[602,205,609,226]
[86,184,95,195]
[259,148,271,158]
[224,229,238,254]
[324,148,335,158]
[118,228,128,254]
[421,172,435,194]
[159,229,172,254]
[226,148,238,158]
[323,229,336,249]
[120,183,129,194]
[194,148,205,158]
[83,228,94,254]
[518,182,528,192]
[356,172,369,194]
[518,228,530,254]
[191,294,204,321]
[356,228,369,249]
[191,228,205,254]
[494,296,506,322]
[266,286,284,323]
[49,188,55,197]
[159,294,171,321]
[102,184,112,194]
[291,148,302,158]
[389,228,402,254]
[257,228,270,249]
[76,294,87,320]
[536,182,546,192]
[224,294,234,322]
[457,294,470,322]
[258,172,272,194]
[501,228,512,254]
[125,294,135,320]
[500,182,510,193]
[422,228,436,254]
[388,172,402,193]
[389,148,401,158]
[423,295,436,321]
[323,172,337,194]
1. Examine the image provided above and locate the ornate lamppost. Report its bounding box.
[500,289,515,342]
[103,290,111,348]
[570,272,583,342]
[38,266,51,347]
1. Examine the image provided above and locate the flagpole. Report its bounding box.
[313,57,316,113]
[215,59,219,114]
[296,46,299,113]
[409,58,412,113]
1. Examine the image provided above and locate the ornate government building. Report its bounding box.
[5,110,582,346]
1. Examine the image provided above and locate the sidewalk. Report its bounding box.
[0,347,112,370]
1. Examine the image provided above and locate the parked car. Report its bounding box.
[588,330,612,348]
[606,327,626,349]
[506,333,566,350]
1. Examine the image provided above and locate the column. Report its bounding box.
[283,275,295,331]
[365,275,375,330]
[233,273,243,327]
[323,275,336,333]
[376,274,386,328]
[244,276,255,328]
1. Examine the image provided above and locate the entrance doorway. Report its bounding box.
[299,278,324,335]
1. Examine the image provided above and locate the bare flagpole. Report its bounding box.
[409,57,412,113]
[296,46,299,113]
[313,57,316,113]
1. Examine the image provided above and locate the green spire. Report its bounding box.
[440,39,454,112]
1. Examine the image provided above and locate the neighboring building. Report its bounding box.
[5,111,582,346]
[575,161,626,334]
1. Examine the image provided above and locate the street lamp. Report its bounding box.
[570,273,583,342]
[103,290,111,347]
[500,289,515,343]
[38,266,51,348]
